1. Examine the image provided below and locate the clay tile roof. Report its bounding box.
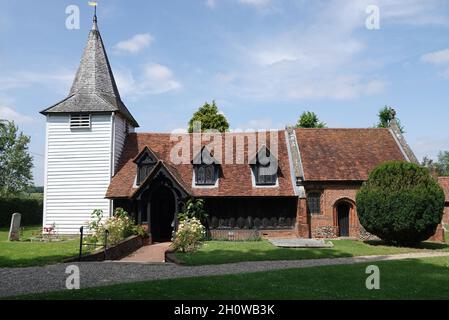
[295,128,406,181]
[438,177,449,202]
[130,161,192,198]
[106,131,295,198]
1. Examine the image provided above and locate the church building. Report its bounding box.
[40,14,448,241]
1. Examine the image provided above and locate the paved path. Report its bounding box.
[1,251,449,298]
[120,242,171,263]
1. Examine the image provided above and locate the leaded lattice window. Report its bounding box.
[195,164,216,185]
[307,192,321,215]
[255,164,277,185]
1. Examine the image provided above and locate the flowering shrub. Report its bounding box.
[171,217,206,253]
[86,208,146,245]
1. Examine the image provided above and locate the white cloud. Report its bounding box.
[114,33,153,54]
[236,118,278,130]
[0,97,34,124]
[210,0,449,101]
[237,0,271,7]
[115,63,182,97]
[422,48,449,79]
[144,64,173,80]
[205,0,275,10]
[0,106,34,124]
[0,70,73,93]
[205,0,217,9]
[413,136,449,161]
[375,0,449,26]
[212,5,380,100]
[255,51,301,66]
[422,49,449,65]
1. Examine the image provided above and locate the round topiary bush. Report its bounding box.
[356,161,445,245]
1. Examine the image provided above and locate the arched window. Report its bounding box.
[307,192,321,215]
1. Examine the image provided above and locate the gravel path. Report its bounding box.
[1,251,449,298]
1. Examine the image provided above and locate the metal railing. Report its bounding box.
[78,226,109,261]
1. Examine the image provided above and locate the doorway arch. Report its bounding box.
[149,186,176,242]
[333,199,356,237]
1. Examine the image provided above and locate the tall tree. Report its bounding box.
[0,121,33,197]
[421,156,440,177]
[376,106,405,133]
[436,151,449,176]
[423,151,449,177]
[295,111,326,128]
[188,101,229,133]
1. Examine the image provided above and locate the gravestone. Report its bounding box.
[8,213,21,241]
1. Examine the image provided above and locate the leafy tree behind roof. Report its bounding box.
[422,151,449,177]
[295,111,326,128]
[376,106,405,133]
[188,101,229,133]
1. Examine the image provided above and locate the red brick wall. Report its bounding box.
[305,183,362,238]
[443,205,449,226]
[296,198,310,238]
[300,183,446,242]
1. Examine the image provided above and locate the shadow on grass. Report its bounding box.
[0,254,78,268]
[364,240,449,250]
[11,255,449,300]
[176,238,449,266]
[176,247,352,266]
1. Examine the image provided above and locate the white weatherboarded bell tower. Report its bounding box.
[40,14,139,234]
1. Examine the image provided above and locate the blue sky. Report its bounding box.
[1,0,449,185]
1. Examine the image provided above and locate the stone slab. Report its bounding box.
[268,238,334,248]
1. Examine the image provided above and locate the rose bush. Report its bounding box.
[171,217,206,253]
[86,208,146,245]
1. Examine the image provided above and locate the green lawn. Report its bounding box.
[175,239,449,266]
[13,256,449,300]
[0,226,79,268]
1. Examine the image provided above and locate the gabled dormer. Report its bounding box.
[250,145,278,186]
[133,147,158,186]
[192,146,220,186]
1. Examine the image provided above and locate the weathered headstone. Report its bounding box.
[8,213,21,241]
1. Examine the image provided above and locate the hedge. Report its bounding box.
[356,161,445,245]
[0,197,43,227]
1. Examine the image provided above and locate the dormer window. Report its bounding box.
[195,165,216,185]
[251,146,278,186]
[255,163,277,185]
[193,146,219,186]
[134,147,158,186]
[70,114,91,128]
